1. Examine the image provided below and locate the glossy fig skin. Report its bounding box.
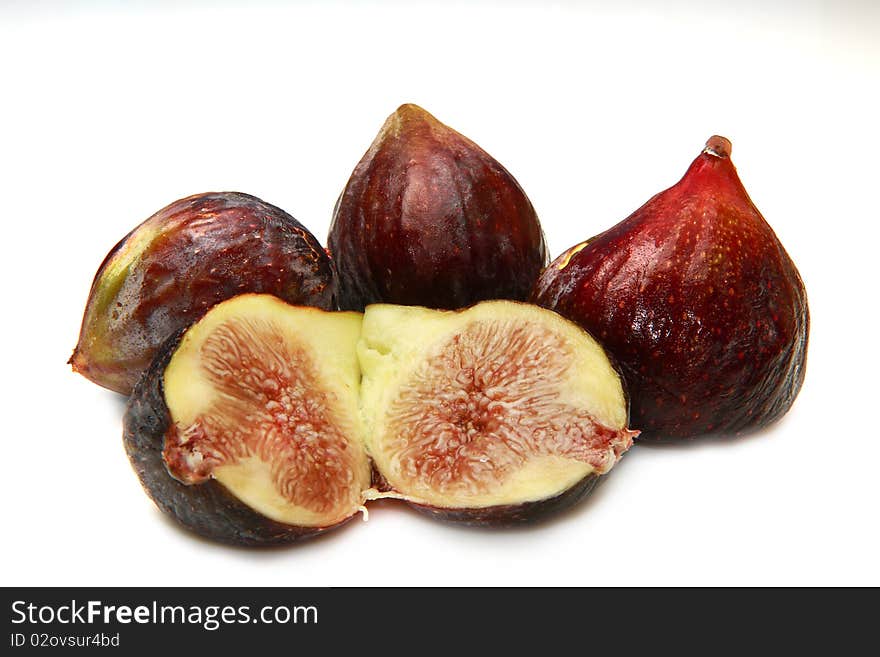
[371,468,601,527]
[328,104,548,311]
[123,329,351,547]
[413,475,600,527]
[71,192,336,395]
[532,137,809,441]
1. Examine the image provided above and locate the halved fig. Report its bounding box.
[123,294,370,545]
[358,301,638,525]
[72,192,336,395]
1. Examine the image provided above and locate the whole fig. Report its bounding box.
[71,192,335,395]
[328,104,548,311]
[532,137,809,440]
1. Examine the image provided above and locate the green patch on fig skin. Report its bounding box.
[70,224,163,391]
[555,240,591,271]
[71,192,336,395]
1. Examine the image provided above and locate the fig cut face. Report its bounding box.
[124,296,637,540]
[328,104,548,312]
[124,294,370,543]
[359,302,637,522]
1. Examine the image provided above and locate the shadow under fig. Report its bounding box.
[633,406,801,452]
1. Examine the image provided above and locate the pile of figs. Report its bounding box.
[72,104,808,546]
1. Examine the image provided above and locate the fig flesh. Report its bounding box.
[123,294,370,545]
[328,104,548,311]
[532,136,809,440]
[358,301,637,525]
[71,192,336,395]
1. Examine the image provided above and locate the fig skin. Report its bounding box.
[123,329,350,547]
[414,475,600,527]
[328,103,549,311]
[71,192,336,395]
[371,468,600,527]
[532,136,809,441]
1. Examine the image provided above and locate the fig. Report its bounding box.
[358,301,638,525]
[328,104,549,311]
[71,192,336,395]
[532,136,809,440]
[123,294,370,545]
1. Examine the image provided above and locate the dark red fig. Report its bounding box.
[532,136,809,440]
[328,104,548,311]
[71,192,335,395]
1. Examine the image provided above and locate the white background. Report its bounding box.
[1,0,878,586]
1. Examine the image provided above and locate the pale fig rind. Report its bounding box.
[72,192,336,395]
[328,104,548,312]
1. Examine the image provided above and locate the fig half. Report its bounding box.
[123,294,370,545]
[358,302,638,525]
[328,104,549,311]
[72,192,336,395]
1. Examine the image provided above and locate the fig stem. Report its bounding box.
[361,487,420,504]
[704,135,732,159]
